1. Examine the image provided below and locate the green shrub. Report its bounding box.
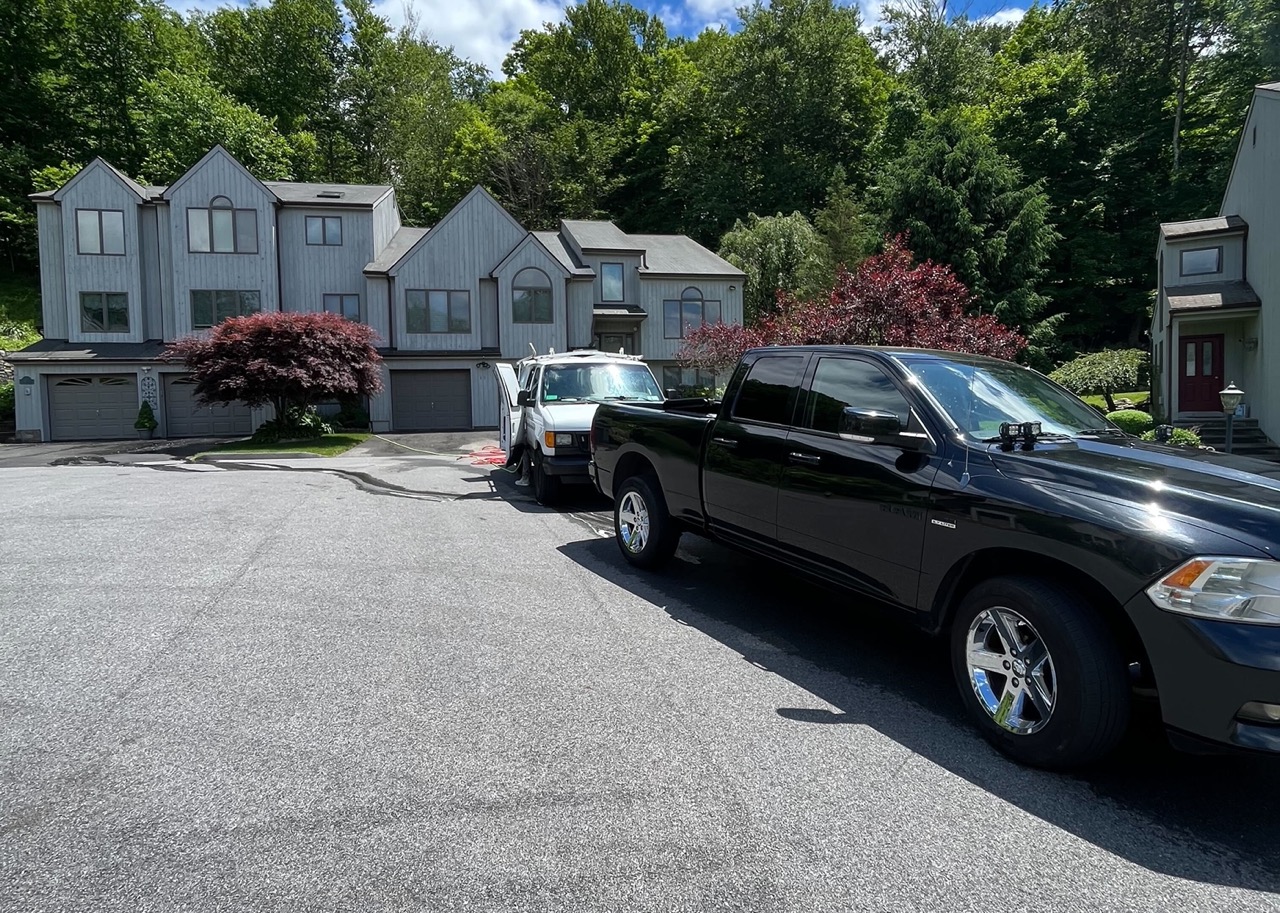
[1141,427,1203,448]
[252,406,333,443]
[1106,409,1154,435]
[134,400,158,430]
[333,396,370,429]
[0,382,13,421]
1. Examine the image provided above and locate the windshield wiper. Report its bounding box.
[1074,427,1127,437]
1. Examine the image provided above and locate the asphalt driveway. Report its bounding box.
[1,455,1278,912]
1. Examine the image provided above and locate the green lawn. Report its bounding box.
[198,433,370,458]
[0,272,42,352]
[1080,391,1147,412]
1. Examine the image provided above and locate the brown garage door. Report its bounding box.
[48,375,138,441]
[391,370,472,431]
[164,375,253,438]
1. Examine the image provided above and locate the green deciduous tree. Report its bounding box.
[1048,348,1151,413]
[717,212,829,324]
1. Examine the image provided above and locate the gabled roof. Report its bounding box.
[532,231,594,276]
[632,234,745,277]
[48,157,149,204]
[1259,81,1280,94]
[363,226,429,275]
[379,185,525,277]
[1166,280,1260,312]
[162,145,274,202]
[5,339,166,361]
[1159,215,1247,241]
[561,220,645,252]
[491,233,576,279]
[265,181,394,207]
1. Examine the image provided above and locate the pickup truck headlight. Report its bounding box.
[544,431,574,449]
[1147,557,1280,624]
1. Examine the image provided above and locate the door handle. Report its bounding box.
[711,437,738,449]
[788,452,821,465]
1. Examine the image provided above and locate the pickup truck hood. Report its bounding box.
[540,401,602,433]
[989,437,1280,555]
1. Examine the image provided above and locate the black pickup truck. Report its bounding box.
[588,345,1280,768]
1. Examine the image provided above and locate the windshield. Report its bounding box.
[897,356,1116,439]
[540,363,663,404]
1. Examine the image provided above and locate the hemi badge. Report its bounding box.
[931,519,957,529]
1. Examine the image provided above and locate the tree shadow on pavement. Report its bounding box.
[558,532,1280,895]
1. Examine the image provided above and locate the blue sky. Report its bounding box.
[184,0,1026,75]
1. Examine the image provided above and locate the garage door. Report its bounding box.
[391,370,472,431]
[164,375,253,437]
[48,375,139,441]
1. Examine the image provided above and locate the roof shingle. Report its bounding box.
[1166,280,1260,312]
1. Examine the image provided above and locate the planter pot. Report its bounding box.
[136,428,154,440]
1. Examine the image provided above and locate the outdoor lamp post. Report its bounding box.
[1220,382,1244,454]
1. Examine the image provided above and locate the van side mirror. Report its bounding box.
[517,390,530,407]
[838,408,902,439]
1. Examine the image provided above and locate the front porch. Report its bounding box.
[1158,306,1261,423]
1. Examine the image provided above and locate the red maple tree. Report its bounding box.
[679,235,1026,374]
[165,311,383,420]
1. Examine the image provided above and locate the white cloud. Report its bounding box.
[372,0,571,75]
[857,0,887,33]
[984,5,1026,25]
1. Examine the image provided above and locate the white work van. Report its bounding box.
[494,350,663,504]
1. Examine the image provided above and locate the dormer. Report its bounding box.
[1157,216,1247,291]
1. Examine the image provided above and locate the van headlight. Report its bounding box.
[1147,557,1280,624]
[543,431,574,449]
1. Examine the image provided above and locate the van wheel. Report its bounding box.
[950,576,1130,769]
[614,475,680,569]
[531,451,559,505]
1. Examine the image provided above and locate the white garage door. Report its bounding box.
[391,370,472,431]
[48,375,139,441]
[164,376,253,438]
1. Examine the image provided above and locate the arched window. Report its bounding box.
[187,195,258,254]
[663,285,722,339]
[513,268,553,324]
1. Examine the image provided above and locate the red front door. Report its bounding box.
[1178,334,1224,412]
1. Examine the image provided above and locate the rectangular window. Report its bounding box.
[188,207,258,253]
[79,292,129,333]
[306,216,343,246]
[663,298,723,338]
[601,263,624,302]
[802,358,910,434]
[513,288,553,323]
[406,289,471,334]
[1180,247,1221,277]
[190,290,262,329]
[76,209,125,256]
[324,293,361,321]
[661,366,716,396]
[731,355,805,425]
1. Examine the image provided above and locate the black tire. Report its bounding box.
[949,576,1130,769]
[531,449,560,506]
[614,475,680,570]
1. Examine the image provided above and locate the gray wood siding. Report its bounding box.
[157,204,175,341]
[140,206,162,338]
[367,361,498,430]
[1221,91,1280,440]
[494,240,566,358]
[36,203,68,339]
[364,275,391,346]
[59,165,144,344]
[638,278,743,361]
[579,253,642,306]
[165,149,279,339]
[568,279,593,349]
[391,191,525,350]
[372,193,400,253]
[1161,236,1245,286]
[278,207,374,315]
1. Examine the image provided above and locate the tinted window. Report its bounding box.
[732,355,805,425]
[803,358,910,433]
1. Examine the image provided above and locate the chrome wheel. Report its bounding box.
[965,607,1056,735]
[617,491,650,554]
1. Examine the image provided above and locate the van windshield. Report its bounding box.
[540,363,663,404]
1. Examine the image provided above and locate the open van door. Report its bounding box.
[494,363,525,467]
